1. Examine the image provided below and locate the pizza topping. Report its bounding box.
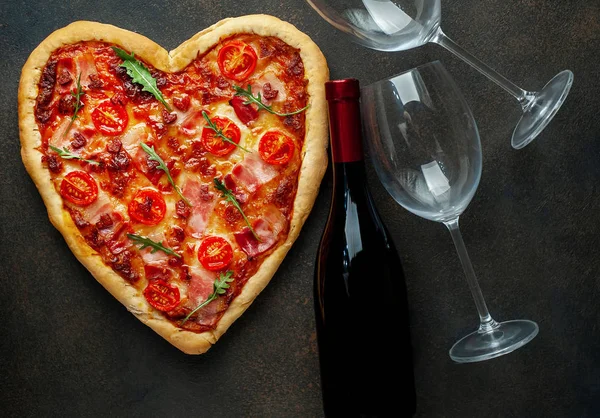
[144,265,172,282]
[213,178,259,240]
[173,94,190,112]
[43,154,63,174]
[128,189,166,225]
[262,82,278,100]
[143,281,180,312]
[258,131,294,165]
[175,199,191,219]
[88,74,104,89]
[49,145,100,166]
[91,101,128,136]
[233,84,309,117]
[197,236,233,271]
[61,73,84,139]
[228,153,278,193]
[70,132,87,149]
[58,95,76,114]
[285,51,304,76]
[127,233,181,258]
[140,143,190,206]
[36,58,57,109]
[96,213,114,229]
[162,110,178,125]
[112,47,171,111]
[234,206,287,257]
[201,112,248,155]
[60,171,99,206]
[112,250,140,283]
[57,68,73,85]
[110,92,128,106]
[229,96,259,125]
[182,179,216,238]
[217,41,257,81]
[182,271,233,324]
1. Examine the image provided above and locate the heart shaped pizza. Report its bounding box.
[18,15,328,354]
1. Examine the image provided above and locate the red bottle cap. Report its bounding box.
[326,79,363,163]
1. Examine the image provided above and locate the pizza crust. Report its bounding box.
[19,15,329,354]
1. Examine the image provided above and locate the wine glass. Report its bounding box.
[360,61,539,363]
[306,0,573,150]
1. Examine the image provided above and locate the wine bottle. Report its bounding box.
[314,78,416,417]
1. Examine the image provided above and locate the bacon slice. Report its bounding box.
[234,205,287,257]
[229,153,277,194]
[178,110,205,137]
[75,53,98,89]
[47,118,73,149]
[138,231,170,265]
[71,190,112,224]
[252,71,286,106]
[186,266,225,326]
[182,178,216,238]
[187,265,216,303]
[118,122,158,177]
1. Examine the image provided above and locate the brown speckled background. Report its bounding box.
[1,1,599,417]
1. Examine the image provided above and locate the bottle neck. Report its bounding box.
[328,95,364,164]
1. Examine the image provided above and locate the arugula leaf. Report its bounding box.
[127,233,181,258]
[233,84,309,117]
[202,111,251,153]
[140,143,191,207]
[181,271,234,325]
[213,178,260,241]
[49,145,100,166]
[111,47,171,111]
[62,73,84,139]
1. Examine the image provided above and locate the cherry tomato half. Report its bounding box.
[201,116,241,156]
[143,281,180,312]
[217,41,258,81]
[198,236,233,271]
[128,189,166,225]
[60,171,99,206]
[91,101,129,135]
[258,131,295,165]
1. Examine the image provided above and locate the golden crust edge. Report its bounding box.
[18,15,329,355]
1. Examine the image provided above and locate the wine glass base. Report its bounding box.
[449,319,539,363]
[511,70,574,149]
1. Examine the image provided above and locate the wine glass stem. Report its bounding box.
[444,217,498,331]
[431,28,535,111]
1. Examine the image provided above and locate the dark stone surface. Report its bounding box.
[1,1,599,417]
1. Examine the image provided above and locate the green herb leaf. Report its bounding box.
[181,271,234,325]
[202,111,251,153]
[62,73,84,139]
[233,84,309,117]
[213,178,260,241]
[111,47,171,111]
[127,233,181,258]
[140,143,191,206]
[49,145,100,166]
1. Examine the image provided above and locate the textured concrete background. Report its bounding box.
[1,1,599,417]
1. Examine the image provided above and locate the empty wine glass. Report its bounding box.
[306,0,573,149]
[361,61,539,363]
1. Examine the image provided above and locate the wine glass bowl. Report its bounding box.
[306,0,441,52]
[360,61,539,363]
[306,0,573,149]
[361,61,481,222]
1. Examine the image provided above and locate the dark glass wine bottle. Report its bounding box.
[314,78,416,418]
